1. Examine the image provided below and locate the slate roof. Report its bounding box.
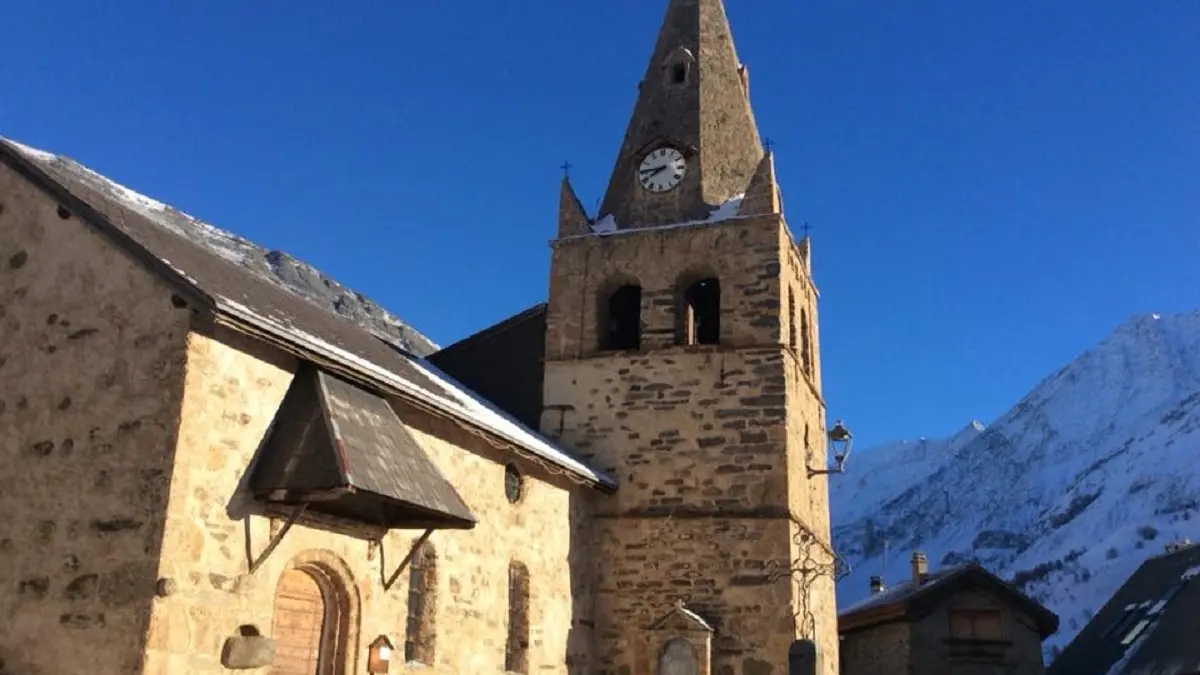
[249,367,477,530]
[839,563,1059,639]
[428,303,547,430]
[0,138,616,492]
[1047,541,1200,675]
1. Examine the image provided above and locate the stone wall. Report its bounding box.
[144,325,587,674]
[840,622,911,675]
[0,161,193,674]
[542,215,837,675]
[780,225,838,667]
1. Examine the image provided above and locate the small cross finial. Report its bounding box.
[560,160,573,178]
[764,137,773,153]
[802,221,812,238]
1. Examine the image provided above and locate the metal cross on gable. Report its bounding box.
[801,221,812,237]
[560,160,573,178]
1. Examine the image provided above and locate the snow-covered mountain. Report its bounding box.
[832,311,1200,658]
[3,137,439,356]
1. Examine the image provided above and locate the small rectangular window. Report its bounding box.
[1102,607,1137,639]
[1121,619,1152,645]
[949,608,1003,641]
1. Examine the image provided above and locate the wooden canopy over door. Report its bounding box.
[272,569,329,675]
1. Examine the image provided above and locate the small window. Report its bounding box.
[680,277,720,346]
[504,464,523,504]
[949,608,1003,641]
[1121,618,1152,645]
[788,288,797,349]
[602,284,642,351]
[505,562,531,674]
[1102,606,1138,639]
[672,62,687,84]
[800,307,812,375]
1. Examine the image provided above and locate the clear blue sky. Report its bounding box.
[3,1,1198,449]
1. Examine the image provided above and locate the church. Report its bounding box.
[0,1,841,674]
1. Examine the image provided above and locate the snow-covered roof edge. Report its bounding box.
[0,136,440,355]
[215,296,616,491]
[563,193,748,243]
[0,137,612,490]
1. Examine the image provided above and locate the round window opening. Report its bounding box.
[504,464,523,504]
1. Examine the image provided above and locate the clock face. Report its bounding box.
[638,147,687,193]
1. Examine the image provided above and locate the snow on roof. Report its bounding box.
[581,193,747,239]
[0,136,438,356]
[1,137,613,489]
[217,292,617,490]
[411,358,617,488]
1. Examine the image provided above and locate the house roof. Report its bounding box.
[839,564,1059,639]
[0,138,616,492]
[1047,541,1200,675]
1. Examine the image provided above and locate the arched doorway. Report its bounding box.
[271,564,352,675]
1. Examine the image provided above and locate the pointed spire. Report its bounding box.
[598,0,764,230]
[739,151,782,216]
[557,176,592,238]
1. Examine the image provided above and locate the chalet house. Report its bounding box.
[839,552,1059,675]
[1048,539,1200,675]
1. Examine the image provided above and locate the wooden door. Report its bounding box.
[272,569,328,675]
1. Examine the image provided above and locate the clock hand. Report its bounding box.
[640,165,667,177]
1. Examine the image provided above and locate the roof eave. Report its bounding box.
[211,298,617,493]
[0,141,217,314]
[0,139,617,494]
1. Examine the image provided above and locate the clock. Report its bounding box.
[638,147,687,193]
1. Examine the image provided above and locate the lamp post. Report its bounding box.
[807,419,853,478]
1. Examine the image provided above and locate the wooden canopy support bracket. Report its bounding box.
[381,529,434,592]
[247,503,308,575]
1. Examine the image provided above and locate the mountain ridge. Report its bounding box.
[832,310,1200,658]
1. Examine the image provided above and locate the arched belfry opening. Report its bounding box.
[601,284,643,351]
[678,277,721,346]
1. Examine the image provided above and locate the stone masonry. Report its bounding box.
[0,158,193,675]
[541,210,837,674]
[598,0,763,229]
[0,159,590,674]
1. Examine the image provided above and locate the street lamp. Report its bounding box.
[807,419,853,478]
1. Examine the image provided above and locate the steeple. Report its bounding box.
[598,0,764,230]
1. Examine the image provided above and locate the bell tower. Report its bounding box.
[541,1,838,674]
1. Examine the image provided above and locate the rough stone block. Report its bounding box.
[220,635,275,669]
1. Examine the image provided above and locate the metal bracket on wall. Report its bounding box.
[247,503,308,575]
[381,528,434,592]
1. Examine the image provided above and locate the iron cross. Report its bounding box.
[560,161,573,178]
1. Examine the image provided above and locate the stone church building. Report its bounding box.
[0,1,839,674]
